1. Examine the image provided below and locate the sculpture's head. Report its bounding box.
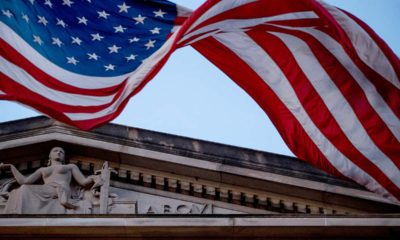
[48,147,66,166]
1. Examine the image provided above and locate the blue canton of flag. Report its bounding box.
[1,0,178,77]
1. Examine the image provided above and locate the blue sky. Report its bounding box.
[1,0,399,157]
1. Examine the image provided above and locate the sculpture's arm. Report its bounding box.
[71,164,95,187]
[0,163,42,185]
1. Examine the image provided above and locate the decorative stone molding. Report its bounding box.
[0,154,370,215]
[65,156,361,215]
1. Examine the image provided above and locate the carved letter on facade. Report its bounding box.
[176,205,191,214]
[146,205,157,214]
[163,205,171,214]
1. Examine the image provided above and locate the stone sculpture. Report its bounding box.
[0,147,106,214]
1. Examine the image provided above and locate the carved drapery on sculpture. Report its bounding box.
[0,147,135,214]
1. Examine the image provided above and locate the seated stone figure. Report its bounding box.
[0,147,99,214]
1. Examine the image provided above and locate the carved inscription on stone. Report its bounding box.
[109,187,244,214]
[145,204,212,214]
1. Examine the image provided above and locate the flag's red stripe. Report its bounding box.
[174,16,188,25]
[0,72,125,113]
[268,27,400,168]
[0,74,79,127]
[0,39,126,96]
[249,30,400,196]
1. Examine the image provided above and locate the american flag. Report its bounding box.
[1,0,399,203]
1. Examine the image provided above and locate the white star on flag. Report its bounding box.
[87,53,100,60]
[22,13,29,22]
[153,9,166,18]
[118,2,131,13]
[97,11,110,19]
[150,27,161,34]
[129,37,140,43]
[133,14,146,24]
[104,64,115,71]
[144,40,155,50]
[66,56,78,65]
[125,54,137,61]
[33,35,43,45]
[62,0,74,7]
[52,37,63,47]
[2,9,12,18]
[108,45,121,54]
[56,18,67,28]
[77,16,88,25]
[71,36,82,45]
[91,33,104,41]
[114,25,126,33]
[37,16,48,26]
[44,0,53,8]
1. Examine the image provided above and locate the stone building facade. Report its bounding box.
[0,116,399,239]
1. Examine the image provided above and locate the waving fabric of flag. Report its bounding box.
[0,0,191,129]
[181,0,400,203]
[1,0,399,203]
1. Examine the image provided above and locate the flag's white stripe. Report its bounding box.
[0,90,5,95]
[298,27,400,141]
[213,31,397,202]
[64,29,181,120]
[179,11,319,45]
[318,1,400,90]
[184,29,221,46]
[184,0,257,35]
[0,57,116,106]
[171,26,181,33]
[270,32,400,186]
[0,22,131,90]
